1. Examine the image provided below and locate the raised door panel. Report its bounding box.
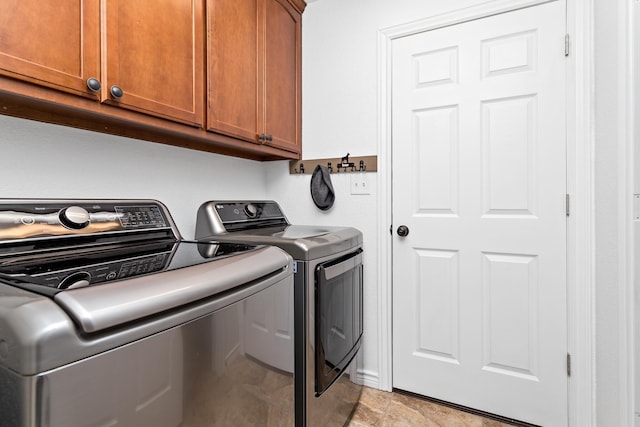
[105,0,204,126]
[206,0,260,143]
[263,0,301,154]
[0,0,100,97]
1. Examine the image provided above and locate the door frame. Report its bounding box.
[376,0,600,425]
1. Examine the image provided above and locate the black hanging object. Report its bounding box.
[310,165,335,211]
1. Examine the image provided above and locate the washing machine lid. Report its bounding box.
[0,243,292,376]
[196,201,362,260]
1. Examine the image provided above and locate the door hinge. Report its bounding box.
[565,34,570,56]
[566,194,570,217]
[567,353,572,377]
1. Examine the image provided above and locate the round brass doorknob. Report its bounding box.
[397,225,409,237]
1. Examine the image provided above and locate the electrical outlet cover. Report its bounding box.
[350,173,369,195]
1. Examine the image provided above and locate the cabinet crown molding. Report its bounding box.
[289,0,306,13]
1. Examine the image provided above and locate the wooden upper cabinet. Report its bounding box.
[207,0,260,142]
[263,0,302,154]
[0,0,203,126]
[0,0,303,160]
[207,0,303,155]
[104,0,204,126]
[0,0,100,97]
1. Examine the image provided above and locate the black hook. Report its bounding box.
[338,153,355,172]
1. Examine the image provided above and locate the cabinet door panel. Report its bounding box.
[206,0,260,142]
[0,0,99,97]
[264,0,300,153]
[105,0,204,126]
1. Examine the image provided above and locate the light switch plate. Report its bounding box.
[350,173,369,195]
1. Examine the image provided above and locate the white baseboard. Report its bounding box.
[357,369,381,389]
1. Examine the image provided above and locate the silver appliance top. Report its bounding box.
[0,199,293,375]
[195,201,362,260]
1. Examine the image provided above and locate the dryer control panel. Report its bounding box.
[201,201,289,233]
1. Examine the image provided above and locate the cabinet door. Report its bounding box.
[0,0,100,97]
[263,0,301,154]
[104,0,204,126]
[206,0,260,143]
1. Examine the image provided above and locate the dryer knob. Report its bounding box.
[244,203,258,218]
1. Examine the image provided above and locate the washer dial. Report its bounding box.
[59,206,91,230]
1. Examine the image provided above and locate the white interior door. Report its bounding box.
[391,2,568,426]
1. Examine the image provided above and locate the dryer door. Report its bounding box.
[314,248,363,396]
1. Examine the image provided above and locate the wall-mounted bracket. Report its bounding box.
[289,154,377,174]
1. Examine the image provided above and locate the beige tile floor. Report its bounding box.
[347,387,521,427]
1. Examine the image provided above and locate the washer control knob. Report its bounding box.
[244,203,258,219]
[58,271,91,289]
[59,206,90,230]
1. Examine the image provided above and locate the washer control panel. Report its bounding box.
[0,199,175,242]
[38,251,172,290]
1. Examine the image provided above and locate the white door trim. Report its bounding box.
[621,0,636,425]
[376,0,596,425]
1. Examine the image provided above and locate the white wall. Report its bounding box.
[0,115,268,236]
[299,0,483,161]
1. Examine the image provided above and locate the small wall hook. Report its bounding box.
[338,152,355,173]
